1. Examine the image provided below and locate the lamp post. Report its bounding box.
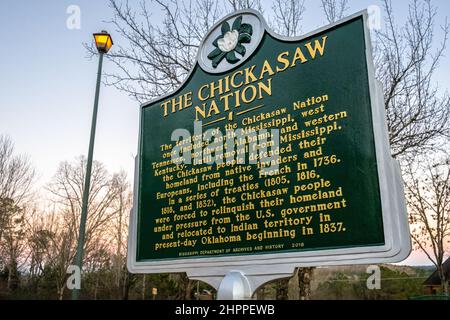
[71,30,113,300]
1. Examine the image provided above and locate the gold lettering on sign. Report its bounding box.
[148,32,358,257]
[159,35,329,119]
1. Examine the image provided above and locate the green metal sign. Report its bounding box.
[127,10,410,276]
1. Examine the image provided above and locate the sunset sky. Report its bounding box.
[1,0,449,266]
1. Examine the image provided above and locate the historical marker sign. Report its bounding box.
[128,10,411,281]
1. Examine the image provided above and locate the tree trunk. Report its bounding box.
[94,274,99,300]
[7,259,19,291]
[115,191,124,294]
[122,271,131,300]
[297,267,314,300]
[439,268,448,296]
[58,286,65,300]
[142,274,146,300]
[275,278,289,300]
[256,286,266,300]
[174,273,191,300]
[184,278,193,300]
[443,280,449,297]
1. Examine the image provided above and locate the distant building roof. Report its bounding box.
[423,257,450,286]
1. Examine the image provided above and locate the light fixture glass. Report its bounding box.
[93,31,113,54]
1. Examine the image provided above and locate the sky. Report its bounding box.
[1,0,449,266]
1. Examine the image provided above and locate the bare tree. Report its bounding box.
[0,199,26,290]
[271,0,305,37]
[321,0,348,23]
[45,156,122,299]
[0,135,35,241]
[0,135,35,207]
[374,0,449,159]
[107,171,132,298]
[86,0,270,103]
[23,168,132,299]
[0,135,35,290]
[297,267,314,299]
[405,153,450,295]
[85,0,223,102]
[227,0,263,12]
[25,207,77,299]
[275,277,289,300]
[26,207,59,294]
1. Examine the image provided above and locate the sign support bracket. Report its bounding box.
[217,271,252,300]
[187,267,296,300]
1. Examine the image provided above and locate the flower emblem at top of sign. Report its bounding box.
[207,16,253,68]
[218,30,239,52]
